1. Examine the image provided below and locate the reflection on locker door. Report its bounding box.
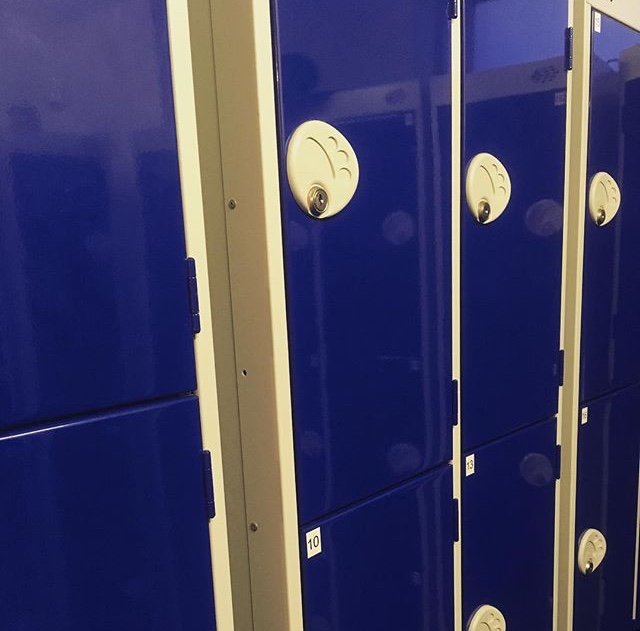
[462,0,567,449]
[0,0,197,430]
[0,399,216,631]
[301,466,454,631]
[273,0,453,524]
[462,418,558,631]
[581,14,640,403]
[574,385,640,631]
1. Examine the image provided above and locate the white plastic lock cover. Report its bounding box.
[588,172,621,226]
[577,528,607,575]
[467,604,507,631]
[286,120,359,219]
[465,153,512,225]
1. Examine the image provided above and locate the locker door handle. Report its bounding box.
[588,172,621,226]
[287,120,360,219]
[577,528,607,575]
[467,604,506,631]
[465,153,512,225]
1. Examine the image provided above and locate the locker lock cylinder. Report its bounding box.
[478,200,491,224]
[308,186,329,217]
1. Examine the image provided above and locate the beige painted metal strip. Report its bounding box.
[555,3,594,630]
[166,1,236,628]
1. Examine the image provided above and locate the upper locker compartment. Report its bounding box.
[581,13,640,404]
[272,0,453,522]
[0,0,196,429]
[462,0,567,449]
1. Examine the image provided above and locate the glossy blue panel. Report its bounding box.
[574,384,640,630]
[301,464,453,631]
[0,397,216,631]
[581,14,640,404]
[462,0,567,449]
[463,417,557,630]
[273,0,452,524]
[0,1,195,429]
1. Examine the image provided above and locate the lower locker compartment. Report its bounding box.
[300,464,454,631]
[574,383,640,631]
[462,417,557,631]
[0,396,216,631]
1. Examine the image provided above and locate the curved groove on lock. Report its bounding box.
[589,172,621,226]
[467,604,507,631]
[577,528,607,575]
[466,153,512,225]
[286,120,360,220]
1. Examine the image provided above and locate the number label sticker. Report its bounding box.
[306,527,322,559]
[581,407,589,425]
[465,454,476,477]
[594,12,602,33]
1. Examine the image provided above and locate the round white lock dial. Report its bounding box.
[577,528,607,575]
[589,172,621,226]
[465,153,512,225]
[286,120,359,219]
[467,605,506,631]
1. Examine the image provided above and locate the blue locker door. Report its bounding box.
[462,418,557,630]
[0,397,216,631]
[462,1,567,449]
[273,0,453,525]
[581,14,640,403]
[301,465,454,631]
[0,0,196,429]
[574,385,640,631]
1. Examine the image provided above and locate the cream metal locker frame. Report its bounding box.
[166,1,236,628]
[179,0,303,626]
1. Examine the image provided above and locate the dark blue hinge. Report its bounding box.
[557,349,565,386]
[555,444,562,480]
[565,27,574,71]
[187,257,201,335]
[447,0,458,20]
[452,379,459,427]
[452,499,460,542]
[202,450,216,520]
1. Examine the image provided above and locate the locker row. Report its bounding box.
[1,0,640,630]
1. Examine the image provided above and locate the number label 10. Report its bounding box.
[306,527,322,559]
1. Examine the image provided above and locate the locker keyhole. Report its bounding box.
[478,201,491,224]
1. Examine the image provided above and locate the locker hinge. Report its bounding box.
[564,27,574,71]
[557,349,565,386]
[555,444,562,480]
[447,0,458,20]
[202,450,216,520]
[452,379,459,426]
[186,257,202,335]
[452,499,460,542]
